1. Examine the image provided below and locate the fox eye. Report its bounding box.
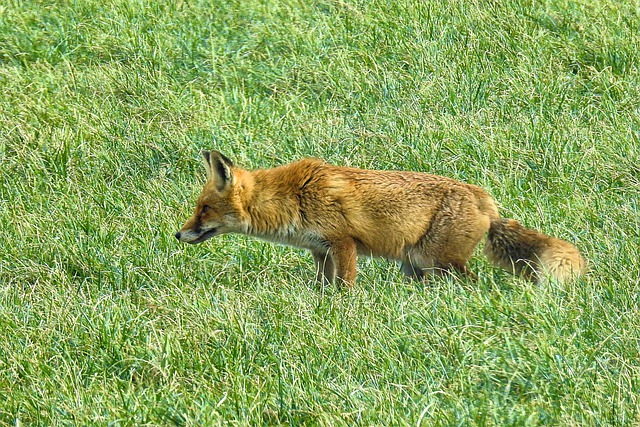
[201,205,210,214]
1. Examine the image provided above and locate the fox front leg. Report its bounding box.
[330,237,357,287]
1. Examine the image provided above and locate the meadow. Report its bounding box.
[1,0,639,425]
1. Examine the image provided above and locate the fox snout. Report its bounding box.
[175,229,192,243]
[175,221,222,244]
[175,228,206,244]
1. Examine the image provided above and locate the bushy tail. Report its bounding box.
[484,218,586,284]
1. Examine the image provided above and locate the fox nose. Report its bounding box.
[175,231,181,240]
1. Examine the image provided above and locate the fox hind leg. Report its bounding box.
[429,231,483,280]
[406,213,488,281]
[403,252,477,282]
[400,261,424,281]
[400,252,439,281]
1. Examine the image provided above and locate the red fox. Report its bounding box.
[175,151,586,287]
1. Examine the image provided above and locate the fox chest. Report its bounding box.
[254,226,328,252]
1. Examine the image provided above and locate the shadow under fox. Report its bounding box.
[176,151,586,286]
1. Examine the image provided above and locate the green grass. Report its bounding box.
[1,0,639,425]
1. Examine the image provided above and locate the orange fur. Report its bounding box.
[176,152,586,287]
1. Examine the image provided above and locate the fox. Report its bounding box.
[175,151,586,287]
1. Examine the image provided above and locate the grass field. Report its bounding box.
[1,0,639,425]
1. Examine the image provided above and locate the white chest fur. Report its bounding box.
[251,225,327,252]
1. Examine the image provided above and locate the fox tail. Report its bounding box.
[484,218,586,284]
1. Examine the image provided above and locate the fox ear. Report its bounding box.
[202,150,234,191]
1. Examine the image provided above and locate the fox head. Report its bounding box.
[175,151,249,244]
